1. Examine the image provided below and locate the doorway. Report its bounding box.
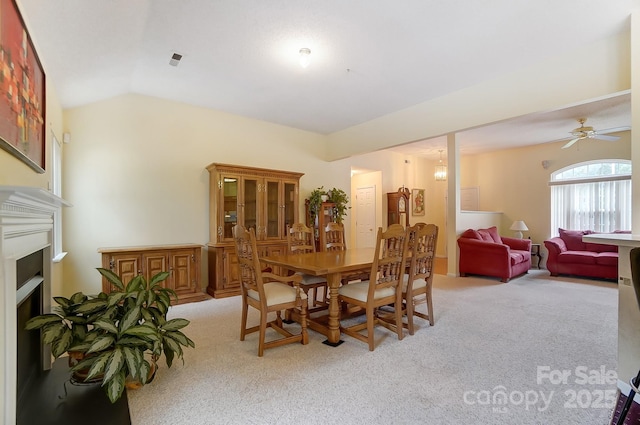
[355,185,376,248]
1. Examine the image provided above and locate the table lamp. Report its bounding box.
[509,221,528,239]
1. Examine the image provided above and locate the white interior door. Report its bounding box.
[356,186,376,248]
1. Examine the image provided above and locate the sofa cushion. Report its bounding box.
[558,251,597,265]
[460,229,481,240]
[595,252,618,266]
[559,228,591,251]
[509,250,527,265]
[478,226,501,243]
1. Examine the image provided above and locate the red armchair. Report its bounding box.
[457,226,532,282]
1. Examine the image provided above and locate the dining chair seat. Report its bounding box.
[338,281,396,302]
[401,274,428,292]
[248,281,308,306]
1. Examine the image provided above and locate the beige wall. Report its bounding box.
[62,94,354,295]
[459,131,631,250]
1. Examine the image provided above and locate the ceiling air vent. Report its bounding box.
[169,53,182,67]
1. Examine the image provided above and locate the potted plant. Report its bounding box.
[25,268,195,403]
[308,186,350,225]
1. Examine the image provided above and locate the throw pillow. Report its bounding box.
[478,226,502,243]
[558,228,591,251]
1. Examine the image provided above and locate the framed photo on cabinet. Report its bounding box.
[412,188,425,216]
[0,0,46,173]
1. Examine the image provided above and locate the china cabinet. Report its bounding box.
[206,163,303,298]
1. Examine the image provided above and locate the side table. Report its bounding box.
[531,243,543,269]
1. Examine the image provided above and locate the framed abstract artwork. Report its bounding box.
[0,0,46,173]
[412,188,425,216]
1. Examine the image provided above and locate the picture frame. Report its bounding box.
[0,0,46,173]
[412,188,425,216]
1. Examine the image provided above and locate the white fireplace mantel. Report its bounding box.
[0,186,70,425]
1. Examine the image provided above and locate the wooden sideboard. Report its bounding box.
[206,163,303,298]
[98,244,207,305]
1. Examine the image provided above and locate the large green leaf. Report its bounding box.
[115,336,148,346]
[25,314,62,330]
[163,335,183,355]
[139,359,151,385]
[72,324,88,341]
[65,316,88,324]
[122,346,141,380]
[105,371,126,403]
[146,289,156,307]
[73,298,108,315]
[149,271,170,288]
[51,327,73,357]
[119,305,141,333]
[122,324,157,340]
[135,290,147,307]
[93,319,118,334]
[53,296,71,309]
[164,330,195,348]
[107,291,127,308]
[163,340,176,368]
[148,307,166,325]
[85,351,111,382]
[125,275,144,293]
[87,335,115,354]
[97,268,125,291]
[161,318,190,331]
[42,322,66,344]
[70,292,88,305]
[103,347,125,384]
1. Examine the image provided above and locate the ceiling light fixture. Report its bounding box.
[434,150,447,181]
[299,48,311,68]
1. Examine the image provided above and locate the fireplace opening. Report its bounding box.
[16,249,45,415]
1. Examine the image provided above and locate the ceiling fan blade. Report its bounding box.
[597,126,631,134]
[562,138,580,149]
[592,134,620,141]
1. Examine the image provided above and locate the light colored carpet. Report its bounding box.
[128,270,619,425]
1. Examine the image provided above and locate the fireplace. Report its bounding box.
[0,187,70,425]
[16,249,45,414]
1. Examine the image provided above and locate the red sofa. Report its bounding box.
[457,226,532,282]
[544,228,624,280]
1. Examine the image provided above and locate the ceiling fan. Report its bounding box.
[561,118,620,149]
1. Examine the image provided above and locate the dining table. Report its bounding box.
[262,248,375,346]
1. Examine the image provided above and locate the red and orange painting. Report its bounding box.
[0,0,45,172]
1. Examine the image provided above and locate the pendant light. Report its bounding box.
[434,150,447,181]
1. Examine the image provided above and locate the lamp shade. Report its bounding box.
[509,220,528,239]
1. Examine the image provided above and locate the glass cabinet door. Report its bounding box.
[265,180,280,239]
[221,176,238,240]
[283,182,297,238]
[243,178,259,236]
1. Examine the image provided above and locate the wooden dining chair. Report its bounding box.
[337,224,410,351]
[321,222,370,284]
[286,223,329,313]
[402,222,438,334]
[233,224,309,357]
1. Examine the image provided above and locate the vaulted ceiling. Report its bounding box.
[18,0,633,158]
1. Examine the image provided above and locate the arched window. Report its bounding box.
[550,159,632,234]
